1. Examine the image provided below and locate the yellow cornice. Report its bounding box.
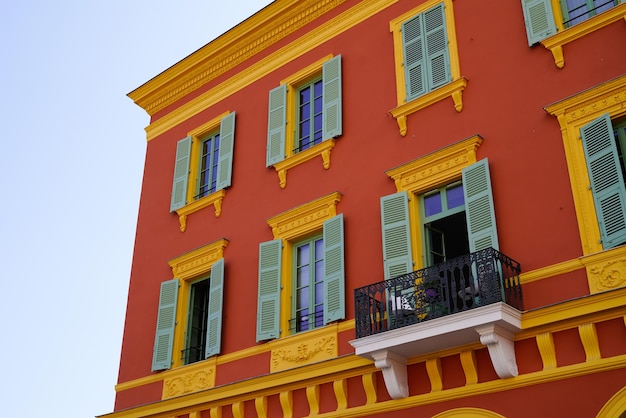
[142,0,399,141]
[128,0,347,116]
[168,238,229,280]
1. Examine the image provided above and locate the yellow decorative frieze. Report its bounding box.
[168,238,229,280]
[582,245,626,294]
[267,192,342,240]
[269,326,338,372]
[161,358,217,399]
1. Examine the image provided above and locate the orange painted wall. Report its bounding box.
[115,0,626,412]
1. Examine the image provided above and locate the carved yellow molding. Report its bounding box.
[536,332,557,370]
[267,191,342,240]
[175,189,226,232]
[161,358,217,399]
[272,139,336,189]
[333,378,348,410]
[578,322,601,362]
[141,0,399,141]
[129,0,346,116]
[386,135,482,194]
[425,357,443,392]
[269,326,338,372]
[460,350,478,385]
[168,238,228,280]
[540,3,626,68]
[306,385,320,415]
[582,245,626,294]
[545,74,626,257]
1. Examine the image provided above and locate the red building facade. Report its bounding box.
[104,1,626,417]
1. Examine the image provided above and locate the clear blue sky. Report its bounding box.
[0,1,272,416]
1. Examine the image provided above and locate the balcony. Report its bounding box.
[349,248,523,399]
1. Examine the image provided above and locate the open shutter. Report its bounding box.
[266,84,287,167]
[322,55,342,139]
[402,12,426,100]
[424,3,450,91]
[521,0,557,46]
[215,112,236,190]
[256,240,282,341]
[463,159,499,252]
[323,214,345,323]
[581,114,626,249]
[152,279,179,371]
[170,136,192,212]
[205,259,225,358]
[380,192,414,279]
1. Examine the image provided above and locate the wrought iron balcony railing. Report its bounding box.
[354,247,523,338]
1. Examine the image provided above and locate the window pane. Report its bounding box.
[447,184,464,209]
[297,265,310,287]
[297,244,310,265]
[298,287,309,308]
[424,192,442,217]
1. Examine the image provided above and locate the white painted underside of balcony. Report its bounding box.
[349,302,522,399]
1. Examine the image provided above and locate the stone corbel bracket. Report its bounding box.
[475,323,519,378]
[370,350,408,399]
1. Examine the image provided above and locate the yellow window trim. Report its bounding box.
[174,111,231,232]
[271,54,336,189]
[389,0,465,137]
[542,2,626,69]
[545,73,626,256]
[385,135,483,268]
[167,238,229,368]
[266,191,342,337]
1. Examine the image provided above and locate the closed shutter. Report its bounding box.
[402,12,426,100]
[215,112,236,190]
[423,3,450,91]
[463,159,500,252]
[266,85,287,167]
[322,55,342,139]
[580,113,626,249]
[521,0,557,46]
[380,192,414,279]
[170,136,192,212]
[256,240,282,341]
[151,279,179,371]
[205,259,225,358]
[323,214,345,323]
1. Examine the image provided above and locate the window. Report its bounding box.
[521,0,625,67]
[379,136,498,279]
[389,0,466,137]
[545,74,626,257]
[256,192,345,341]
[151,239,228,371]
[292,235,325,332]
[170,112,236,231]
[579,114,626,249]
[266,55,342,188]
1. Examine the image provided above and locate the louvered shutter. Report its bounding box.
[151,279,179,371]
[423,3,451,91]
[256,240,282,341]
[170,136,192,212]
[581,114,626,249]
[463,159,499,252]
[266,85,287,167]
[380,192,414,279]
[521,0,557,46]
[402,12,426,100]
[323,214,345,323]
[215,112,236,190]
[322,55,342,139]
[205,259,225,358]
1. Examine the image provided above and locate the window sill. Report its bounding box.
[541,3,626,68]
[272,139,336,188]
[390,77,467,137]
[174,189,226,232]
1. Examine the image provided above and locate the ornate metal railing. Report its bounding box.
[354,248,522,338]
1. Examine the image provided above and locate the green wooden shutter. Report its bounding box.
[322,55,342,139]
[323,214,345,323]
[170,136,192,212]
[380,192,414,279]
[521,0,557,46]
[463,159,499,252]
[205,259,225,358]
[256,240,282,341]
[402,12,426,100]
[423,3,450,91]
[216,112,236,191]
[152,279,179,371]
[266,85,287,167]
[581,114,626,249]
